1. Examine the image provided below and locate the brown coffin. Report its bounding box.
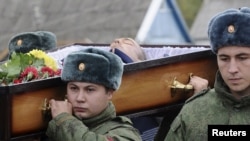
[0,44,218,140]
[114,49,217,114]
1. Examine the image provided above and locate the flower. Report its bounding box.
[40,66,55,78]
[0,49,61,86]
[28,50,58,71]
[20,66,39,80]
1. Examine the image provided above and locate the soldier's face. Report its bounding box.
[66,81,113,119]
[217,46,250,98]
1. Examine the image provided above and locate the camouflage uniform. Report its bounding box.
[164,72,250,141]
[46,102,142,141]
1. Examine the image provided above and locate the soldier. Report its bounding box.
[164,7,250,141]
[8,31,57,58]
[45,48,142,141]
[108,37,209,141]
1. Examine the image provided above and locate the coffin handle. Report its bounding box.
[169,73,194,97]
[40,98,51,121]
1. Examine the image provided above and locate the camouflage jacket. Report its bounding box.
[46,102,141,141]
[164,72,250,141]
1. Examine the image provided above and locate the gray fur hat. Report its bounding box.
[208,7,250,53]
[8,31,57,57]
[61,48,124,90]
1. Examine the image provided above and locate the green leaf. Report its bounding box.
[6,57,21,78]
[33,58,44,67]
[0,69,8,78]
[19,53,35,70]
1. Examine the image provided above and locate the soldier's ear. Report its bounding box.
[107,90,114,99]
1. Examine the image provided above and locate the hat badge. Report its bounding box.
[78,63,85,71]
[17,39,23,46]
[228,25,235,33]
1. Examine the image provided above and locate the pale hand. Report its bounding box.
[49,99,72,118]
[189,75,209,94]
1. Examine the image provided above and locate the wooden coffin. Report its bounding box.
[0,44,218,140]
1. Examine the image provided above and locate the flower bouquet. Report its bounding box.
[0,49,61,86]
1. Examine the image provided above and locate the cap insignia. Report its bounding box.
[78,63,85,71]
[17,39,22,46]
[228,25,235,33]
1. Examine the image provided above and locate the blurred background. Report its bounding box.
[0,0,249,58]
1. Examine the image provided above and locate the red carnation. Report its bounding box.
[54,69,61,76]
[20,66,39,81]
[13,78,23,84]
[41,66,55,77]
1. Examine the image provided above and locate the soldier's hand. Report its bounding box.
[49,99,72,118]
[189,75,209,94]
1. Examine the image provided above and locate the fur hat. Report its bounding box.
[208,7,250,53]
[8,31,57,57]
[61,48,123,90]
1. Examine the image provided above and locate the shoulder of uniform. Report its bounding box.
[185,88,211,104]
[112,116,133,124]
